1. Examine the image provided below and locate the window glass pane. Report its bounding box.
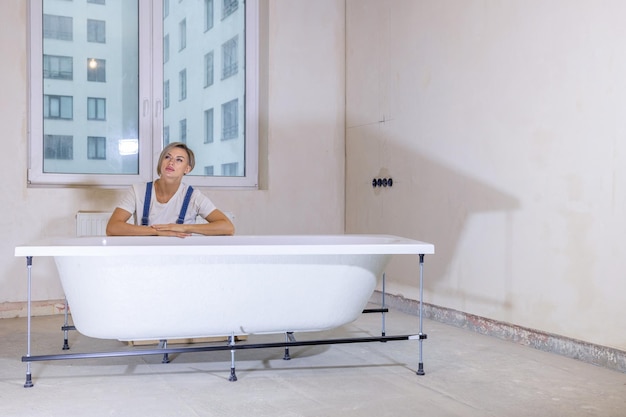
[163,0,245,178]
[42,0,139,175]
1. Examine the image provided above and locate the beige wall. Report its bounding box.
[346,0,626,351]
[1,1,345,303]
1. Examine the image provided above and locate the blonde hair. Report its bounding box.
[156,142,196,176]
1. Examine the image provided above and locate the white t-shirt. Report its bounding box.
[117,182,217,225]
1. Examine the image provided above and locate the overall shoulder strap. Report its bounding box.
[141,181,153,226]
[177,186,194,224]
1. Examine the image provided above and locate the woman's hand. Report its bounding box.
[151,224,191,238]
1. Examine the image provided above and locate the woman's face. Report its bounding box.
[160,147,191,179]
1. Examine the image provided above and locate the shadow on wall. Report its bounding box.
[347,140,520,309]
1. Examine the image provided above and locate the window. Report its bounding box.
[179,69,186,100]
[44,95,73,120]
[163,80,170,108]
[44,135,73,160]
[204,108,213,143]
[179,119,187,143]
[87,19,106,43]
[204,165,214,175]
[43,14,72,40]
[87,136,107,159]
[204,0,213,31]
[221,162,238,176]
[164,125,170,144]
[179,19,186,51]
[222,0,238,19]
[88,0,106,4]
[163,34,169,63]
[221,36,238,79]
[43,55,73,80]
[87,58,106,82]
[29,0,258,187]
[221,98,238,140]
[204,51,214,87]
[87,97,106,120]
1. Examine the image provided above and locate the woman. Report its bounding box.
[106,142,235,237]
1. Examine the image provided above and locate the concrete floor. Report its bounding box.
[0,307,625,417]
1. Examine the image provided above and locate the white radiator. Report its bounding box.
[75,211,112,237]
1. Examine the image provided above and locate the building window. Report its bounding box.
[87,19,106,43]
[163,34,169,63]
[43,14,72,40]
[179,119,187,143]
[43,55,73,80]
[204,51,214,87]
[221,162,238,176]
[179,69,186,100]
[87,0,106,4]
[87,97,106,120]
[44,135,73,160]
[164,80,170,109]
[204,166,214,176]
[221,99,238,140]
[222,0,238,19]
[204,108,214,143]
[87,136,107,159]
[179,19,186,51]
[163,0,169,17]
[221,36,238,79]
[204,0,213,31]
[87,58,106,82]
[163,126,170,144]
[44,95,73,120]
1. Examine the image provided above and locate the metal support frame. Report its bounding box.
[21,253,429,387]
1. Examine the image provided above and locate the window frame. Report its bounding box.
[27,0,259,189]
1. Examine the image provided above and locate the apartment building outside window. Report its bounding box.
[87,19,106,43]
[221,99,238,140]
[87,136,106,159]
[44,95,72,120]
[87,97,106,120]
[87,58,106,82]
[221,36,238,79]
[43,55,73,80]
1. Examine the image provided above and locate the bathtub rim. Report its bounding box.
[15,234,435,257]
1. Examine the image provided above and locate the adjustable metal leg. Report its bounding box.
[24,256,34,388]
[283,332,296,360]
[62,298,70,350]
[228,333,237,381]
[381,272,387,337]
[417,254,427,376]
[159,339,170,363]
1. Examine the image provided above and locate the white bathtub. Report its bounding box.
[15,235,435,342]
